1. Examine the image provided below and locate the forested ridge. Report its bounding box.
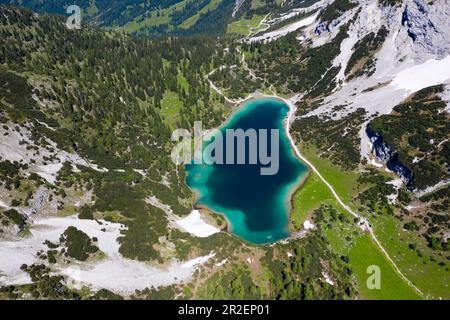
[0,0,236,36]
[0,5,230,164]
[369,85,450,191]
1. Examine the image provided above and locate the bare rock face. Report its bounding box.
[232,0,245,18]
[399,0,450,60]
[366,127,415,189]
[315,21,330,35]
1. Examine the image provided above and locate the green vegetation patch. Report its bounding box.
[59,226,99,261]
[292,109,368,170]
[372,215,449,299]
[348,234,421,300]
[345,26,388,80]
[227,14,266,36]
[197,267,262,300]
[2,208,26,227]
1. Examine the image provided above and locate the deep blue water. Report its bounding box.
[185,98,308,244]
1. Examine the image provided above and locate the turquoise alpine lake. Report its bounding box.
[185,98,308,244]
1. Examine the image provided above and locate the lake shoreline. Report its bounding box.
[230,93,313,234]
[185,93,311,244]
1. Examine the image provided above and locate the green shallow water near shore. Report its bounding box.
[185,98,308,244]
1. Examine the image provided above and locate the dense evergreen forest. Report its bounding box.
[0,5,238,264]
[0,0,236,36]
[1,0,195,26]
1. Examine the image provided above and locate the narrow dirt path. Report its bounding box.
[284,97,425,298]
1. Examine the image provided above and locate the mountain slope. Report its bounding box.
[0,0,325,36]
[0,4,231,295]
[0,0,449,300]
[0,5,358,300]
[212,0,450,298]
[0,0,233,35]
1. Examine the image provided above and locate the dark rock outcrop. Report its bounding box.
[366,127,415,190]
